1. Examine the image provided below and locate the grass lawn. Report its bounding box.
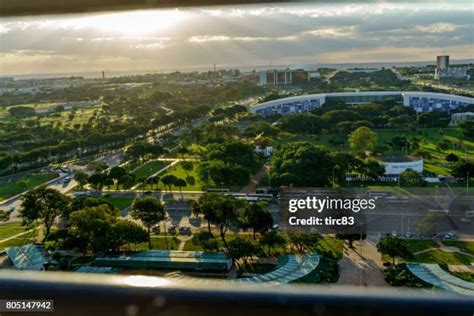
[133,236,181,251]
[313,236,344,260]
[140,161,207,191]
[442,241,474,256]
[0,222,26,240]
[131,160,168,179]
[402,239,438,254]
[183,239,203,251]
[412,249,473,265]
[447,271,474,283]
[0,173,57,202]
[0,228,37,251]
[101,197,134,210]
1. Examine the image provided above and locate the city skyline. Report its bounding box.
[0,1,473,76]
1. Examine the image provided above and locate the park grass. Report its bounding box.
[131,160,168,179]
[412,249,473,265]
[402,239,438,254]
[183,239,203,251]
[447,271,474,283]
[0,173,57,202]
[140,161,207,191]
[442,241,474,256]
[133,236,181,251]
[0,222,26,240]
[0,228,37,251]
[101,197,134,210]
[313,236,344,260]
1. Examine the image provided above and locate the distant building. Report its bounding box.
[437,55,449,70]
[250,91,474,117]
[258,69,316,86]
[380,156,423,175]
[450,112,474,126]
[435,55,469,80]
[255,145,273,157]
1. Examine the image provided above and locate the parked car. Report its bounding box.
[168,224,176,233]
[179,226,191,235]
[391,231,398,237]
[404,232,413,239]
[152,225,161,234]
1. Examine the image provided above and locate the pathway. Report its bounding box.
[240,163,269,194]
[413,240,474,259]
[336,239,388,287]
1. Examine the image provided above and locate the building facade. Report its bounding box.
[380,156,424,175]
[250,91,474,117]
[450,112,474,126]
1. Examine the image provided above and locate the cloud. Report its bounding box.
[304,26,356,38]
[415,23,459,33]
[188,35,298,43]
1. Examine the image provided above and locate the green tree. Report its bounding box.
[108,166,126,188]
[458,121,474,139]
[377,236,409,265]
[271,142,332,187]
[336,233,366,249]
[130,197,166,249]
[161,174,177,192]
[451,161,474,179]
[87,161,108,173]
[288,230,321,253]
[16,180,28,192]
[445,153,459,162]
[111,220,149,251]
[21,187,71,242]
[259,231,287,256]
[74,170,89,190]
[360,159,386,180]
[192,193,221,233]
[181,161,194,175]
[228,236,262,265]
[191,231,220,252]
[69,204,117,254]
[174,178,187,199]
[242,202,273,238]
[0,209,10,222]
[118,174,135,189]
[348,126,378,153]
[400,169,426,186]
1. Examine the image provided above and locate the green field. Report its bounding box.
[0,173,57,202]
[0,225,37,251]
[313,236,344,260]
[140,161,207,191]
[412,249,473,265]
[133,236,181,251]
[0,222,25,240]
[402,239,438,254]
[442,241,474,256]
[131,160,168,179]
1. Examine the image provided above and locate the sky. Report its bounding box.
[0,1,473,76]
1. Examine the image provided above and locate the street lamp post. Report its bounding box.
[467,172,469,196]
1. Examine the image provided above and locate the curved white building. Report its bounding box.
[380,156,424,175]
[250,91,474,117]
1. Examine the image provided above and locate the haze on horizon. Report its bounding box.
[0,1,473,76]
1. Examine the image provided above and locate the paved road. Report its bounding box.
[337,238,388,287]
[3,175,77,222]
